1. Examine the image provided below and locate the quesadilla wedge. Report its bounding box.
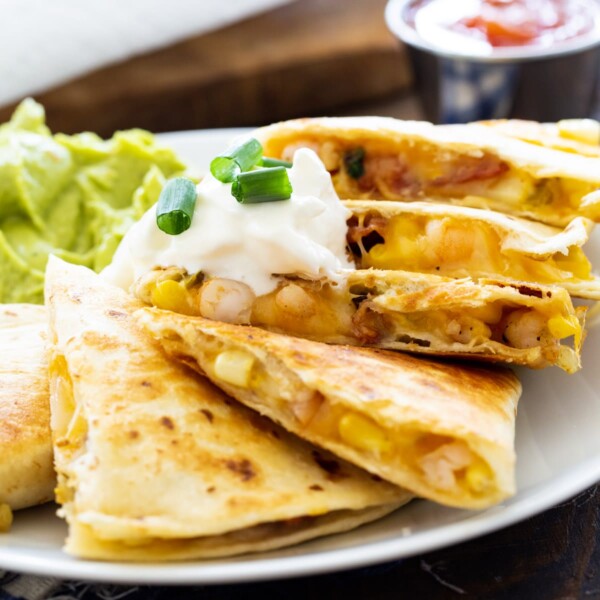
[138,309,521,509]
[255,117,600,227]
[134,268,585,373]
[345,200,600,299]
[0,304,54,513]
[45,257,408,561]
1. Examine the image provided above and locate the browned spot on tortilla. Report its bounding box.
[128,430,139,439]
[206,486,216,493]
[309,484,324,491]
[312,451,347,481]
[200,409,214,423]
[225,459,256,482]
[141,381,152,388]
[160,416,175,430]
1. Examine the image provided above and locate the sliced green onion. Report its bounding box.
[156,177,197,235]
[210,138,263,183]
[231,167,292,204]
[344,147,365,179]
[261,157,292,168]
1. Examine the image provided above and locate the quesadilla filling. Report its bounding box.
[346,211,596,295]
[134,268,584,372]
[48,352,89,506]
[276,137,597,225]
[164,331,495,503]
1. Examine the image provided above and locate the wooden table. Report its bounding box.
[2,1,599,597]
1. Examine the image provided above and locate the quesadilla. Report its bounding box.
[45,256,408,561]
[345,200,600,299]
[135,268,585,373]
[255,116,600,227]
[138,309,521,509]
[0,304,55,512]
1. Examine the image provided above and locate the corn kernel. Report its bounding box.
[338,413,392,455]
[151,280,192,314]
[214,350,255,388]
[0,503,13,532]
[547,314,579,340]
[465,462,491,493]
[558,119,600,145]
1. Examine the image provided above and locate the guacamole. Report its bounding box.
[0,99,185,303]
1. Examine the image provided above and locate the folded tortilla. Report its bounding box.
[476,119,600,158]
[255,116,600,227]
[138,309,521,509]
[135,268,585,373]
[345,200,600,299]
[0,304,55,511]
[45,257,408,561]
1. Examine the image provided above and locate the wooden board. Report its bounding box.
[0,0,411,136]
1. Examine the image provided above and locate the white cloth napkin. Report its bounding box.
[0,0,291,107]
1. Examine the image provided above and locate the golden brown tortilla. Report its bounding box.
[255,116,600,227]
[135,267,585,373]
[345,200,600,299]
[0,304,55,511]
[138,309,521,509]
[45,257,409,561]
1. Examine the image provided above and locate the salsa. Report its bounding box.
[454,0,595,47]
[404,0,599,51]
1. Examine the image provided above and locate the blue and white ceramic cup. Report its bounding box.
[386,0,600,124]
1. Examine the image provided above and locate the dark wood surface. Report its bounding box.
[0,0,412,136]
[3,2,598,597]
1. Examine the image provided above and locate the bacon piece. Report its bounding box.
[432,154,509,186]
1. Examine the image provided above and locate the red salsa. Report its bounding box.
[405,0,598,49]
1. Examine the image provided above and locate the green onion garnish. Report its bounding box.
[261,157,292,168]
[210,138,263,183]
[231,167,292,204]
[344,147,365,179]
[156,177,197,235]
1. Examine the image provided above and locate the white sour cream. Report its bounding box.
[101,148,354,296]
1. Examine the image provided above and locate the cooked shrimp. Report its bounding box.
[198,278,255,324]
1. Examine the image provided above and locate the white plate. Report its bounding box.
[2,128,600,585]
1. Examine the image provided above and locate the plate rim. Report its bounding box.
[1,127,598,585]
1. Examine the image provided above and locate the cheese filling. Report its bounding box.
[135,269,583,372]
[348,212,594,289]
[197,341,494,499]
[277,138,598,225]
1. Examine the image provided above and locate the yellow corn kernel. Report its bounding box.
[214,350,255,388]
[0,503,13,533]
[558,118,600,145]
[151,280,191,314]
[547,314,580,340]
[338,413,392,455]
[465,462,491,494]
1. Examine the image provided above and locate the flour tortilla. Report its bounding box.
[138,309,521,509]
[256,116,600,227]
[0,304,54,511]
[345,199,600,299]
[45,257,408,561]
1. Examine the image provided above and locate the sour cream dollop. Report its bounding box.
[101,148,354,296]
